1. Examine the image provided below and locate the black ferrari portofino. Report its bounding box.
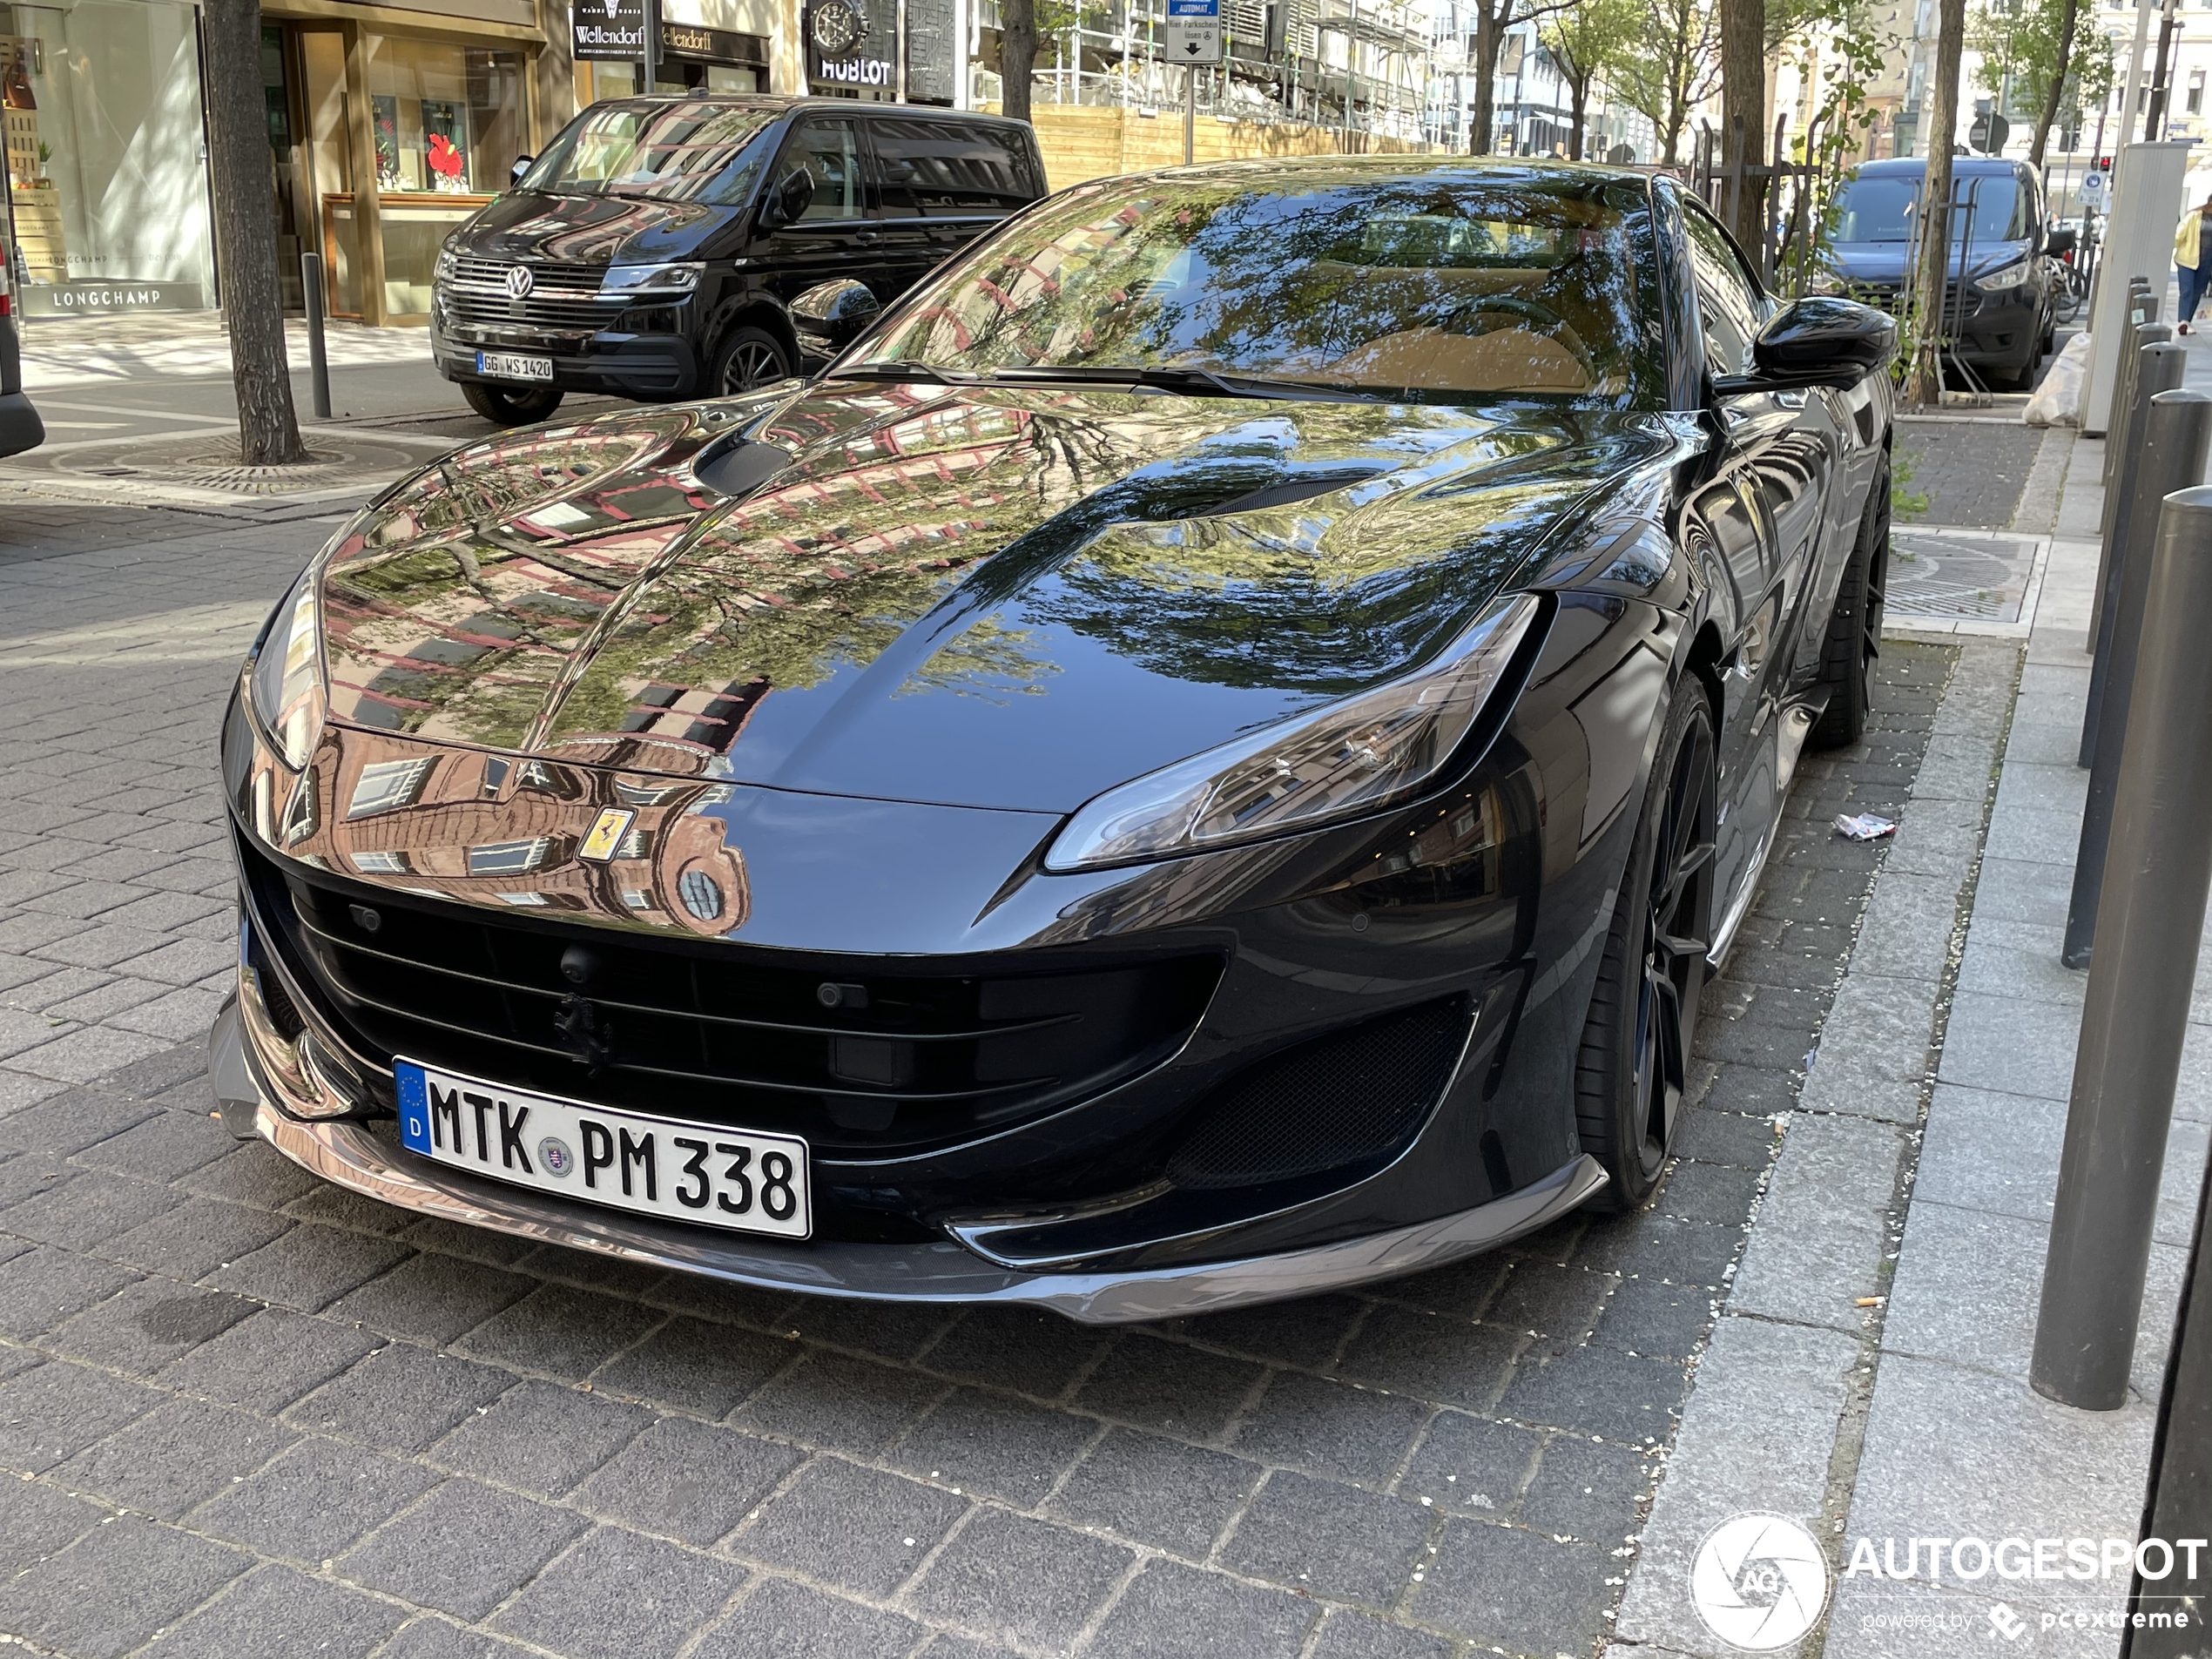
[213,158,1895,1323]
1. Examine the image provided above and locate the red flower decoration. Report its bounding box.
[428,133,464,179]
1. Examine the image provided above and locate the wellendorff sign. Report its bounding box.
[573,0,649,59]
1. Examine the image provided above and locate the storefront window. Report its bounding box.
[0,0,215,316]
[368,38,525,316]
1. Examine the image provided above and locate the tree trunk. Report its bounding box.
[1905,0,1966,408]
[1716,0,1765,259]
[2028,0,2079,168]
[1001,0,1037,124]
[1569,74,1588,158]
[1469,2,1502,153]
[202,0,308,466]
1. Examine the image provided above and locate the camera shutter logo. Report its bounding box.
[505,266,535,300]
[1689,1513,1831,1650]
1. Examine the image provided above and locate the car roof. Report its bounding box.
[1104,154,1656,191]
[594,94,1028,128]
[1851,156,2027,178]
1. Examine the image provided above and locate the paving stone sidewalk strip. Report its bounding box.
[0,475,1968,1656]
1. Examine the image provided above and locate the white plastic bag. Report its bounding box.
[2025,331,2091,427]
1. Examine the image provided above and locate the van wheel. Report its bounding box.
[713,327,793,395]
[462,382,563,427]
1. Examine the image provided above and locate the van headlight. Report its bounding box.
[1975,260,2033,291]
[1044,593,1541,872]
[248,570,327,772]
[435,242,460,282]
[600,261,705,296]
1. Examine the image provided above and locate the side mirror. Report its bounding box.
[2047,226,2078,260]
[790,278,882,349]
[759,166,816,230]
[1720,295,1896,392]
[509,154,535,187]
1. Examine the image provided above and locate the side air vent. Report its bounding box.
[1164,996,1471,1190]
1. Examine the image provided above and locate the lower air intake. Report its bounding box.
[1164,996,1471,1190]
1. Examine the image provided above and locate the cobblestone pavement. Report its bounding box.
[1892,417,2059,532]
[0,495,1954,1659]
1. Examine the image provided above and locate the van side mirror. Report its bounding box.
[509,154,535,187]
[791,279,882,350]
[759,167,816,230]
[1716,295,1897,393]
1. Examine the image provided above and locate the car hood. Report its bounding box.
[1829,239,2033,283]
[455,189,731,267]
[318,383,1677,814]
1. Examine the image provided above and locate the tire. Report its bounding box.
[462,381,564,427]
[1575,679,1718,1212]
[1810,455,1890,750]
[711,326,794,396]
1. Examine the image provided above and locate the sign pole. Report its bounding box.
[644,0,661,90]
[897,0,908,100]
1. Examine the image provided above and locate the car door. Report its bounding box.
[864,116,965,299]
[754,116,886,310]
[870,116,1039,280]
[1680,199,1791,924]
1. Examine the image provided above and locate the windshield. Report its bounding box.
[1832,173,2027,245]
[853,168,1667,407]
[520,102,778,206]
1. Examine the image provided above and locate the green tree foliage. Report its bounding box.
[1606,0,1723,165]
[1538,0,1637,159]
[1969,0,2114,164]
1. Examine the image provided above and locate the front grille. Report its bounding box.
[1164,995,1469,1190]
[240,834,1222,1157]
[440,257,621,339]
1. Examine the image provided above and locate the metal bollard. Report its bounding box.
[301,251,333,421]
[2086,332,2182,755]
[2103,286,2162,501]
[2032,482,2212,1412]
[2066,386,2212,965]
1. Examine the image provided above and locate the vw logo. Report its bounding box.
[505,265,535,300]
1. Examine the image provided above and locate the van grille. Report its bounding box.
[439,258,622,339]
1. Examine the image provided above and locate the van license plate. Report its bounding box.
[476,351,553,382]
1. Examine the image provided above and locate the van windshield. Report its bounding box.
[1831,173,2027,244]
[520,103,778,206]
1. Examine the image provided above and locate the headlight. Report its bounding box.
[435,242,459,283]
[1809,270,1845,294]
[1045,593,1541,873]
[1975,260,2033,291]
[249,570,327,771]
[599,261,705,297]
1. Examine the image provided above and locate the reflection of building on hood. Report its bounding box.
[315,738,752,937]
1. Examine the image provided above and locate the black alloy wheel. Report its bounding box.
[1810,455,1890,749]
[1575,680,1718,1211]
[462,381,564,428]
[715,327,794,396]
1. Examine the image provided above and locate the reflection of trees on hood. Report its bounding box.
[1022,479,1577,695]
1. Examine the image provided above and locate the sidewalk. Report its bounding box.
[1610,415,2210,1659]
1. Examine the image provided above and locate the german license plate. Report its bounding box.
[475,350,553,382]
[394,1058,810,1239]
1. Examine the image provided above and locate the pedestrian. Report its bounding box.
[2175,192,2212,334]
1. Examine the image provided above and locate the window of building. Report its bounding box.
[1,2,217,315]
[467,838,551,875]
[366,38,527,315]
[2189,71,2205,114]
[347,758,436,819]
[351,849,414,875]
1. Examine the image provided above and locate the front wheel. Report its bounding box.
[462,381,564,428]
[1575,680,1717,1211]
[1810,455,1890,749]
[712,327,794,396]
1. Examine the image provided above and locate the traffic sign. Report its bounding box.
[1163,0,1222,64]
[2081,169,2107,198]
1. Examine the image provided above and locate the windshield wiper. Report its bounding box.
[975,364,1378,402]
[821,362,985,387]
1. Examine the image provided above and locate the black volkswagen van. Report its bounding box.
[431,96,1048,425]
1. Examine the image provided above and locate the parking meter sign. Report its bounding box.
[1164,0,1223,64]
